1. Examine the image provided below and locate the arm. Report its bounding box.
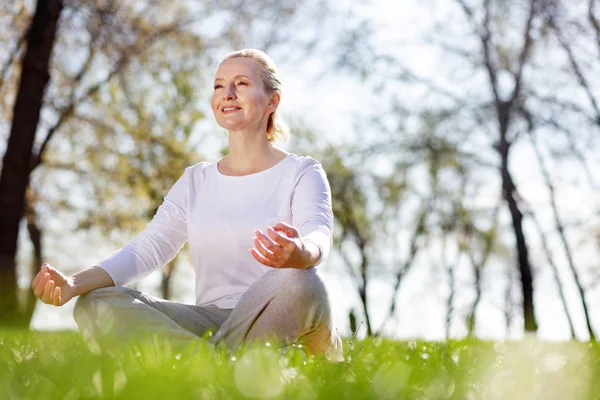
[32,168,191,306]
[250,159,334,269]
[290,158,334,265]
[31,264,114,307]
[72,266,114,295]
[96,168,190,286]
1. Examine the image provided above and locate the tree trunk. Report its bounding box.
[358,247,373,336]
[23,186,43,325]
[161,259,177,300]
[504,269,514,339]
[467,267,482,336]
[0,0,63,326]
[445,259,455,340]
[497,103,538,332]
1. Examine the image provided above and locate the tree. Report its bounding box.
[461,203,501,337]
[320,114,473,338]
[449,0,599,338]
[322,149,375,336]
[0,0,63,326]
[0,0,202,325]
[337,0,600,337]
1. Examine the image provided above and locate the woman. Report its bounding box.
[31,49,341,359]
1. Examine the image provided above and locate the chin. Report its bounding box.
[219,123,246,132]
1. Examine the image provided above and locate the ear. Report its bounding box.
[268,92,280,110]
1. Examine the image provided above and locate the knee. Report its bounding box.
[73,287,129,327]
[270,268,329,306]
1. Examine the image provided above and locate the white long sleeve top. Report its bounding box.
[96,153,334,309]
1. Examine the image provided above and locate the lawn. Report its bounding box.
[1,329,599,399]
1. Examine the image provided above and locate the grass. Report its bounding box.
[1,329,600,399]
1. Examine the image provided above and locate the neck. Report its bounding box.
[221,127,286,175]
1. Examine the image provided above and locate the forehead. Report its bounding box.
[214,57,262,80]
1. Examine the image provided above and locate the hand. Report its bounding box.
[250,222,317,269]
[31,264,77,306]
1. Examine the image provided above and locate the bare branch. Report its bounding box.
[550,19,600,126]
[444,237,461,339]
[72,113,114,133]
[375,199,429,336]
[43,160,91,176]
[531,92,600,125]
[70,9,103,84]
[528,208,576,339]
[30,17,199,172]
[336,242,360,284]
[524,108,596,340]
[510,0,539,104]
[466,201,500,336]
[454,0,501,103]
[526,113,596,185]
[589,0,600,55]
[480,0,501,104]
[0,30,26,94]
[425,35,481,66]
[0,0,29,91]
[454,0,477,24]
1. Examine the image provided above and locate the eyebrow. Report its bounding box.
[214,74,252,82]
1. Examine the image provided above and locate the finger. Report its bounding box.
[249,248,278,268]
[273,222,299,238]
[266,227,294,248]
[42,279,55,304]
[53,286,62,306]
[254,230,283,255]
[33,272,50,298]
[31,263,50,288]
[31,271,43,289]
[44,264,59,278]
[253,236,280,261]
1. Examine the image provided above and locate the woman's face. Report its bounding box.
[211,57,277,134]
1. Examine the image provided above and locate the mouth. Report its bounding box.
[222,106,241,113]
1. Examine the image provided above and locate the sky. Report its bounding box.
[24,0,600,342]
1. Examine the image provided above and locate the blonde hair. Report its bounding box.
[220,49,290,143]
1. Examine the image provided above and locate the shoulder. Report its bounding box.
[283,153,329,187]
[285,153,325,174]
[166,161,217,194]
[181,160,217,180]
[185,160,215,173]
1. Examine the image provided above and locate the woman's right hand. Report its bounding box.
[31,264,77,307]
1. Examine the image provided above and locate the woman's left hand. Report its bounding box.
[250,222,318,269]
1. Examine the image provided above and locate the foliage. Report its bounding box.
[1,330,600,399]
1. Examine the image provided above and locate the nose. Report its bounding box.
[224,84,236,100]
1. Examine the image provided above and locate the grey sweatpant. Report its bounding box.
[73,268,342,359]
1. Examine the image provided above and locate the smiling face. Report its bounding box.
[211,57,279,134]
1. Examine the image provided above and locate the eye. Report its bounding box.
[213,84,223,89]
[237,81,249,86]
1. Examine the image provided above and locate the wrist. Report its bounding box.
[70,275,83,296]
[302,241,321,268]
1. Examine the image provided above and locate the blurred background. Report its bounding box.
[1,0,599,342]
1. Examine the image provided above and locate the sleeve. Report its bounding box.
[291,158,334,266]
[96,168,189,286]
